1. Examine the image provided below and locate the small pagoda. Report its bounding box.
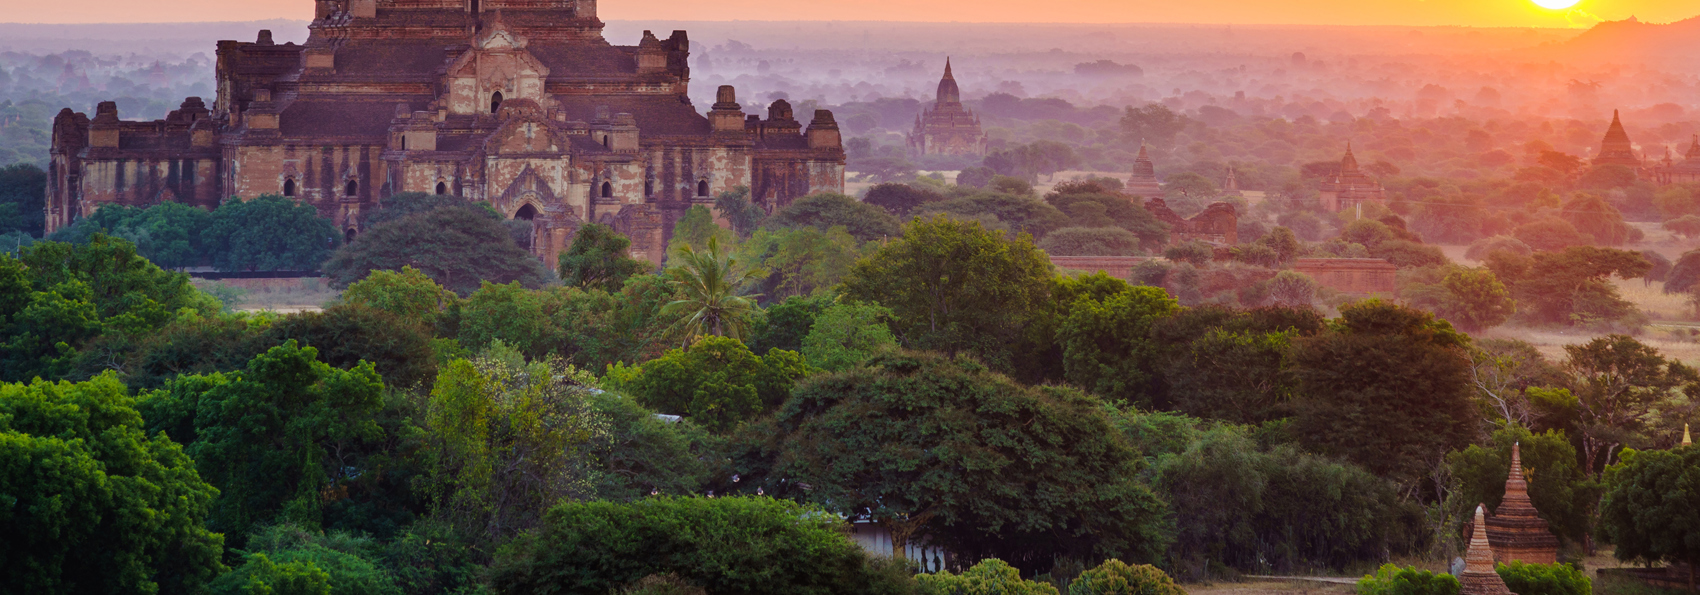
[1461,504,1514,595]
[1126,144,1163,198]
[1593,110,1640,169]
[1484,443,1560,564]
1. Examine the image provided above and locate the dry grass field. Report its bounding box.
[193,278,338,314]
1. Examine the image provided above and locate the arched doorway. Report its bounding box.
[514,204,538,221]
[644,179,654,197]
[344,228,356,243]
[601,182,613,198]
[697,180,710,197]
[491,91,503,114]
[436,182,448,195]
[345,180,358,197]
[283,178,295,197]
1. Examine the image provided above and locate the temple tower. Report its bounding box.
[1484,443,1560,564]
[1460,505,1514,595]
[1683,424,1692,447]
[906,58,987,157]
[1126,144,1163,198]
[1594,110,1640,169]
[1318,142,1385,212]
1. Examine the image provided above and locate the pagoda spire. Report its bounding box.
[1460,505,1514,595]
[944,57,953,80]
[1684,424,1692,446]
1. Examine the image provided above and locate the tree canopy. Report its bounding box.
[322,204,549,296]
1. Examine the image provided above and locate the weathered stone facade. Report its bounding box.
[1317,144,1385,213]
[1484,443,1561,565]
[907,60,986,157]
[1144,198,1238,246]
[1290,258,1397,294]
[49,0,845,267]
[1461,505,1515,595]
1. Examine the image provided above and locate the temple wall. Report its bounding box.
[78,157,220,210]
[1291,258,1397,294]
[229,144,384,226]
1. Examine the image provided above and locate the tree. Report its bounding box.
[1449,426,1598,545]
[1563,335,1696,475]
[1154,305,1323,423]
[0,373,225,594]
[266,304,439,389]
[1292,300,1476,482]
[605,335,808,432]
[585,389,713,501]
[664,236,766,341]
[1466,236,1532,260]
[421,349,605,542]
[49,201,214,269]
[1487,246,1650,325]
[490,496,909,595]
[956,166,996,188]
[1357,565,1460,595]
[800,303,898,371]
[1267,270,1318,307]
[738,226,862,301]
[1162,240,1213,266]
[1046,190,1168,248]
[0,162,46,236]
[922,559,1059,595]
[713,186,766,236]
[1560,194,1637,246]
[136,341,387,541]
[1039,227,1142,256]
[205,195,340,271]
[558,223,651,292]
[1067,560,1185,595]
[747,293,835,354]
[767,193,902,242]
[1664,214,1700,239]
[361,192,468,229]
[1435,267,1515,332]
[1514,219,1588,253]
[864,182,944,216]
[1667,250,1700,294]
[1056,286,1180,406]
[340,265,451,322]
[772,352,1169,568]
[323,204,549,296]
[922,192,1072,240]
[1537,151,1585,176]
[1162,172,1218,203]
[1597,446,1700,591]
[1120,104,1190,147]
[839,215,1054,372]
[1494,562,1591,595]
[666,206,736,257]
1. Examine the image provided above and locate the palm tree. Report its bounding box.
[663,236,765,342]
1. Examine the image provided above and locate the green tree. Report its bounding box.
[1560,194,1637,246]
[205,195,340,271]
[1435,267,1516,332]
[664,236,766,341]
[713,186,767,236]
[666,206,736,258]
[559,223,651,292]
[586,389,713,500]
[266,304,439,389]
[1119,104,1190,147]
[1663,250,1700,295]
[1356,565,1459,595]
[1487,246,1650,325]
[0,374,225,594]
[839,215,1054,372]
[921,192,1072,240]
[210,553,331,595]
[1292,300,1476,482]
[422,349,605,542]
[0,162,46,236]
[1267,270,1318,307]
[136,341,386,541]
[323,204,549,296]
[739,226,863,301]
[230,524,403,595]
[748,293,835,354]
[1046,191,1168,249]
[1152,305,1324,422]
[1597,446,1700,591]
[1495,562,1591,595]
[1562,335,1696,475]
[1162,240,1213,266]
[1663,215,1700,240]
[1056,286,1180,406]
[864,182,944,216]
[340,265,451,322]
[1514,219,1587,253]
[922,559,1060,595]
[1040,227,1143,256]
[490,496,909,595]
[606,335,809,432]
[1066,560,1186,595]
[801,303,898,371]
[1446,426,1597,544]
[772,352,1169,567]
[768,193,902,242]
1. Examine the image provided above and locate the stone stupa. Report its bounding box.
[1484,443,1560,564]
[1460,504,1514,595]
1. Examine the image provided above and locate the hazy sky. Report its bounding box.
[8,0,1697,27]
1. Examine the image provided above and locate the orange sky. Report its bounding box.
[7,0,1697,27]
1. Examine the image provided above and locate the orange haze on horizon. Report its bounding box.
[6,0,1698,27]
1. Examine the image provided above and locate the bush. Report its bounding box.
[618,574,708,595]
[1163,240,1214,266]
[490,496,913,595]
[1495,562,1590,595]
[1067,560,1187,595]
[1466,236,1532,261]
[919,559,1058,595]
[1040,227,1143,256]
[1356,564,1460,595]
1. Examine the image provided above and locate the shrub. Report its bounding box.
[1067,560,1187,595]
[1356,564,1460,595]
[919,559,1059,595]
[1495,562,1590,595]
[1163,240,1214,266]
[1465,236,1532,260]
[490,496,913,595]
[619,574,708,595]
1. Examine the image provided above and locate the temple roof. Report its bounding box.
[936,58,961,106]
[1341,142,1360,173]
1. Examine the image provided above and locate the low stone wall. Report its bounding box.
[1290,258,1397,295]
[1048,255,1397,296]
[193,276,328,292]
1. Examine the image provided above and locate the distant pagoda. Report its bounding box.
[907,58,987,157]
[1594,110,1641,169]
[1461,504,1514,595]
[1317,142,1384,212]
[1484,443,1560,564]
[1126,144,1163,198]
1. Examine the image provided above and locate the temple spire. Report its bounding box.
[1459,505,1514,595]
[1684,424,1692,446]
[944,57,953,79]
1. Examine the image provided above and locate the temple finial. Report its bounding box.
[943,57,953,79]
[1684,424,1692,447]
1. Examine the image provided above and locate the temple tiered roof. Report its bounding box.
[1461,505,1514,595]
[1126,144,1163,198]
[1485,443,1560,564]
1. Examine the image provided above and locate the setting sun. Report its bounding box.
[1532,0,1582,9]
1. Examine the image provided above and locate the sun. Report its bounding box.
[1532,0,1581,9]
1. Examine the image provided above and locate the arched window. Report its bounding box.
[283,178,295,197]
[435,182,447,195]
[469,0,479,13]
[697,180,709,197]
[644,179,654,197]
[400,135,407,150]
[602,135,610,149]
[514,204,537,221]
[601,181,613,198]
[491,92,503,114]
[345,180,358,197]
[344,228,356,243]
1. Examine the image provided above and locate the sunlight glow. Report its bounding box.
[1532,0,1582,9]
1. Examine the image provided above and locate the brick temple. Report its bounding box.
[907,59,987,157]
[47,0,846,266]
[1317,143,1385,213]
[1125,144,1162,198]
[1484,443,1561,564]
[1460,505,1514,595]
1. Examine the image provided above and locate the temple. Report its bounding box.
[1144,198,1238,246]
[1484,443,1560,564]
[1318,143,1385,212]
[1654,137,1700,186]
[1125,144,1162,198]
[1460,505,1514,595]
[47,0,846,266]
[1594,110,1641,169]
[907,59,986,157]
